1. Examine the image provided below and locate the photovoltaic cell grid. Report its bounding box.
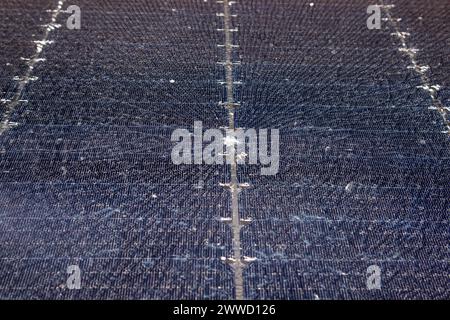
[0,0,449,299]
[0,0,234,299]
[236,0,449,299]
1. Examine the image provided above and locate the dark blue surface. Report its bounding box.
[0,0,449,299]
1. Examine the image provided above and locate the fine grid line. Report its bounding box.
[0,0,66,136]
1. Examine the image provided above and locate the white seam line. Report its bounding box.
[0,0,65,136]
[381,3,450,135]
[217,0,254,301]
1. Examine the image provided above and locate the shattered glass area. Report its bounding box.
[0,0,449,299]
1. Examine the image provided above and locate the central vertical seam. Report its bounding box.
[217,0,245,300]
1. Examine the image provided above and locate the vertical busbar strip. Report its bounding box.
[218,0,245,300]
[380,2,450,135]
[0,0,66,135]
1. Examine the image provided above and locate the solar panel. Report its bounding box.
[0,0,449,300]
